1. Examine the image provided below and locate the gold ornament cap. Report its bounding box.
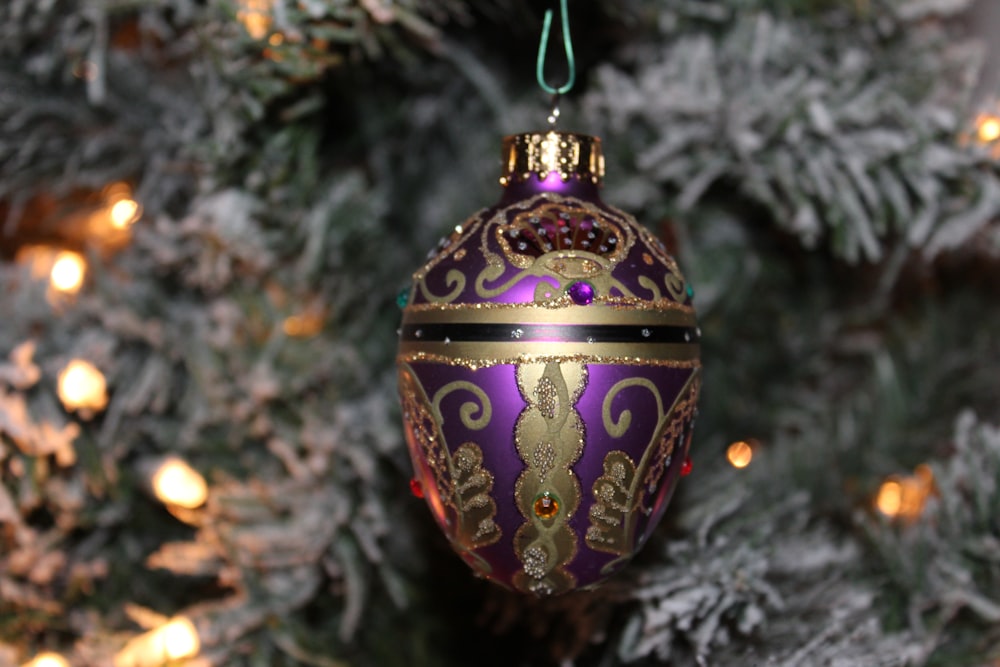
[499,131,605,186]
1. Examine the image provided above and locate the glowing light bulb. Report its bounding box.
[22,652,70,667]
[237,0,273,39]
[875,464,934,521]
[57,359,108,413]
[283,313,325,337]
[152,457,208,509]
[113,617,200,667]
[50,251,86,294]
[159,618,200,659]
[726,440,753,469]
[875,480,903,518]
[109,198,140,229]
[978,115,1000,143]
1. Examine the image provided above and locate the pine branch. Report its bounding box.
[582,1,1000,263]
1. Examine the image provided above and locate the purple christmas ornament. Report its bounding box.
[398,131,701,595]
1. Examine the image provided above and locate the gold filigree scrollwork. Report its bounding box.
[639,372,699,505]
[635,223,688,302]
[477,208,534,299]
[398,365,501,563]
[475,194,637,303]
[636,272,685,303]
[586,371,700,570]
[432,381,492,431]
[512,361,587,595]
[418,268,467,304]
[399,366,452,512]
[664,273,687,302]
[637,275,662,301]
[411,214,485,304]
[601,377,665,438]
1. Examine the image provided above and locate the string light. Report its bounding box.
[21,652,70,667]
[109,198,140,229]
[875,464,934,521]
[49,251,86,294]
[282,310,325,337]
[113,616,200,667]
[976,113,1000,144]
[57,359,109,414]
[151,457,208,510]
[237,0,273,39]
[966,110,1000,158]
[97,182,142,232]
[726,440,754,469]
[875,480,903,516]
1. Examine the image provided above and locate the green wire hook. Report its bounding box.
[536,0,576,96]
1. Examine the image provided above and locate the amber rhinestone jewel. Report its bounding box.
[533,492,560,520]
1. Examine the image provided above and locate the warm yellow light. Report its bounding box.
[57,359,109,413]
[978,116,1000,143]
[875,480,903,517]
[113,617,200,667]
[283,313,324,338]
[109,198,141,229]
[237,0,273,39]
[50,251,86,293]
[160,618,200,659]
[875,465,935,521]
[726,441,753,469]
[151,457,208,509]
[22,652,70,667]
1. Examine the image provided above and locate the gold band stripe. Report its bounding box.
[403,304,696,327]
[399,341,700,364]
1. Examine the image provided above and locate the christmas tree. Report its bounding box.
[2,0,1000,665]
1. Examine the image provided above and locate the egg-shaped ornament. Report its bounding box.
[397,131,701,595]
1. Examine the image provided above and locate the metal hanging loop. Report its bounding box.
[536,0,576,96]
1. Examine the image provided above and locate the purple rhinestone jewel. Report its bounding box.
[568,281,595,306]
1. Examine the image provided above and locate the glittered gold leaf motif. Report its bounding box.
[398,364,502,567]
[586,371,700,570]
[585,451,637,552]
[451,442,500,548]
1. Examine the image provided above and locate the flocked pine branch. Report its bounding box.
[864,411,1000,664]
[3,1,1000,666]
[582,0,1000,263]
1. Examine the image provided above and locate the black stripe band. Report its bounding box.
[400,323,699,344]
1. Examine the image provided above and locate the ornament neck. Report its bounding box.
[498,131,604,203]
